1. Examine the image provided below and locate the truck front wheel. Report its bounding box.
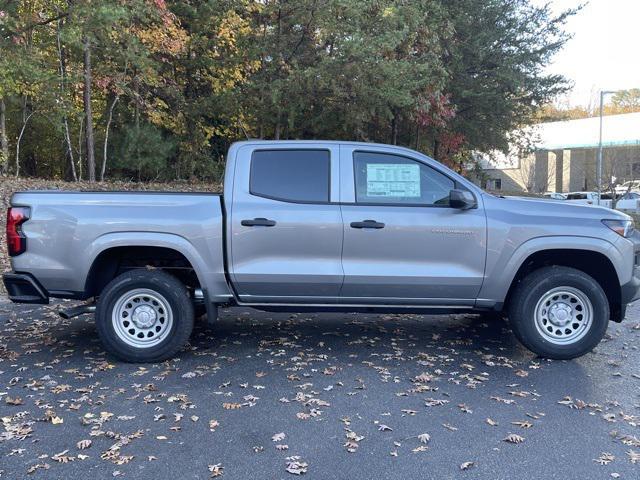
[508,266,609,359]
[95,270,194,362]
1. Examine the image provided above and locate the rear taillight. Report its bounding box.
[6,207,30,256]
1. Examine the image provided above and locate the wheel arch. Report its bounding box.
[503,246,621,321]
[83,232,209,298]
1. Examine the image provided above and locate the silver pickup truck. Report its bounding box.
[4,141,640,362]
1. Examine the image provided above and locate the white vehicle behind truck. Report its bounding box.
[566,191,613,208]
[615,181,640,196]
[616,191,640,212]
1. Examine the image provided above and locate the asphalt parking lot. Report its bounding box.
[1,298,639,479]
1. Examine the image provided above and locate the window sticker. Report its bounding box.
[366,163,420,197]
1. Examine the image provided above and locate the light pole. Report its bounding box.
[597,90,617,205]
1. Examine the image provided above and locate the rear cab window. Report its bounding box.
[353,151,454,206]
[250,150,330,203]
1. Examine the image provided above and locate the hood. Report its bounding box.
[487,194,630,220]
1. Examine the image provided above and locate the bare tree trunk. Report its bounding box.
[57,18,77,181]
[274,110,281,140]
[78,116,84,181]
[15,103,35,178]
[0,98,8,175]
[391,114,398,145]
[101,95,119,182]
[83,35,96,182]
[133,78,142,180]
[63,118,76,180]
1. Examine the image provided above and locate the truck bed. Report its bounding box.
[9,190,229,302]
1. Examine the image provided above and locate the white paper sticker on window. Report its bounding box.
[366,163,420,197]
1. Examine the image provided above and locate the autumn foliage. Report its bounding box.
[0,0,575,181]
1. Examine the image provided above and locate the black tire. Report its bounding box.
[507,266,609,360]
[95,269,194,363]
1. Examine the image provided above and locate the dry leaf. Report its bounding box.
[511,421,533,429]
[594,452,615,465]
[344,431,364,452]
[503,434,525,444]
[77,439,92,450]
[208,463,224,477]
[627,450,640,464]
[52,450,75,463]
[26,463,50,474]
[285,456,308,475]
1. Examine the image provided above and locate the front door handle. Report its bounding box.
[350,220,385,229]
[241,218,277,227]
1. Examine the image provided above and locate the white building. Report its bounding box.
[479,112,640,193]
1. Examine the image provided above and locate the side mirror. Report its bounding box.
[449,189,477,210]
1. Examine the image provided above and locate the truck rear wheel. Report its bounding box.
[95,270,194,362]
[508,266,609,359]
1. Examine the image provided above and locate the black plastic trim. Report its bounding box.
[220,196,241,301]
[3,272,49,304]
[250,305,479,315]
[619,266,640,321]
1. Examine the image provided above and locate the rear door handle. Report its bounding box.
[241,218,277,227]
[350,220,385,229]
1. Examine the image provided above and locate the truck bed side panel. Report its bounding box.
[9,191,230,301]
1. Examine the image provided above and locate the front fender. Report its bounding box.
[477,235,624,305]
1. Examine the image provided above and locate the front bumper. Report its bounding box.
[2,273,49,304]
[621,265,640,303]
[619,264,640,321]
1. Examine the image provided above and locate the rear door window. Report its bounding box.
[250,150,330,203]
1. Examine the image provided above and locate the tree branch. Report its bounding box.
[3,12,69,38]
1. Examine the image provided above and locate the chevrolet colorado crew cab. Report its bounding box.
[4,141,640,362]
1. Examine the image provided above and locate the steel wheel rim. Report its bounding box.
[534,286,593,345]
[112,288,173,348]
